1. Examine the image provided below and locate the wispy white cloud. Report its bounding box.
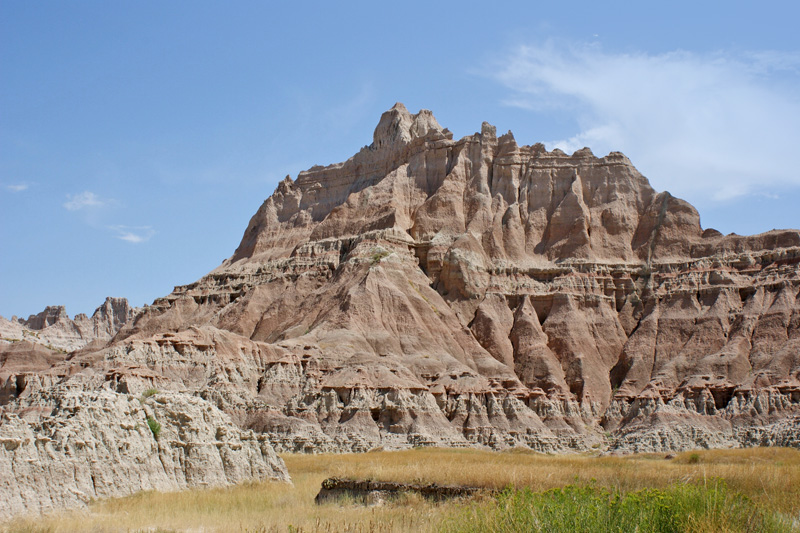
[63,193,149,242]
[63,191,109,211]
[6,184,28,192]
[108,225,155,244]
[492,42,800,202]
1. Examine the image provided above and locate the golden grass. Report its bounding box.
[3,447,798,532]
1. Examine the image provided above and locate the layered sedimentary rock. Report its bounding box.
[0,389,289,519]
[102,104,794,454]
[1,297,142,419]
[0,297,139,353]
[2,104,799,517]
[0,304,294,518]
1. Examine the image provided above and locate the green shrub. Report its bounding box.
[441,480,791,533]
[146,416,161,439]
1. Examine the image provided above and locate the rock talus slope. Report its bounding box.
[2,103,798,515]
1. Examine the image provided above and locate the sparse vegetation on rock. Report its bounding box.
[146,416,161,439]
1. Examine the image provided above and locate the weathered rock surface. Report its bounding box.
[0,389,289,519]
[2,104,799,517]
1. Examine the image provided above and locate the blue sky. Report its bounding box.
[2,1,799,318]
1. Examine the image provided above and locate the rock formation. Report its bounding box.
[314,477,489,505]
[0,389,289,520]
[1,298,291,518]
[0,297,139,353]
[2,103,798,516]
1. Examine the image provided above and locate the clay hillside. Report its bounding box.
[2,103,799,517]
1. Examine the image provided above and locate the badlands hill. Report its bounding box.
[1,104,799,517]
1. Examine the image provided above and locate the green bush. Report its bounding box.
[146,416,162,439]
[441,480,791,533]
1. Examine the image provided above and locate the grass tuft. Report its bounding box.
[370,249,391,265]
[139,388,160,405]
[146,416,161,439]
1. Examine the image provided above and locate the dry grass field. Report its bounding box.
[3,447,799,532]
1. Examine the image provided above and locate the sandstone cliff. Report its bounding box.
[2,103,798,516]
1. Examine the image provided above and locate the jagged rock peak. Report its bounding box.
[18,298,134,331]
[1,297,140,353]
[21,306,69,330]
[91,296,135,328]
[371,102,445,148]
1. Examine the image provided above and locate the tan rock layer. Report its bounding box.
[1,297,139,353]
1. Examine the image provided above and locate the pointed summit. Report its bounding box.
[372,103,444,149]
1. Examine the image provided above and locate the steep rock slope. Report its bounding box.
[3,105,798,475]
[1,308,292,518]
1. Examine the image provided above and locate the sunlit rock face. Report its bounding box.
[2,104,798,517]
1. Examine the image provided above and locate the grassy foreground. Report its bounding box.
[3,447,799,532]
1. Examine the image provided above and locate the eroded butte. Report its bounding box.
[2,103,799,516]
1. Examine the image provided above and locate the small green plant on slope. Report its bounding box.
[370,248,390,265]
[141,388,159,399]
[146,417,161,439]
